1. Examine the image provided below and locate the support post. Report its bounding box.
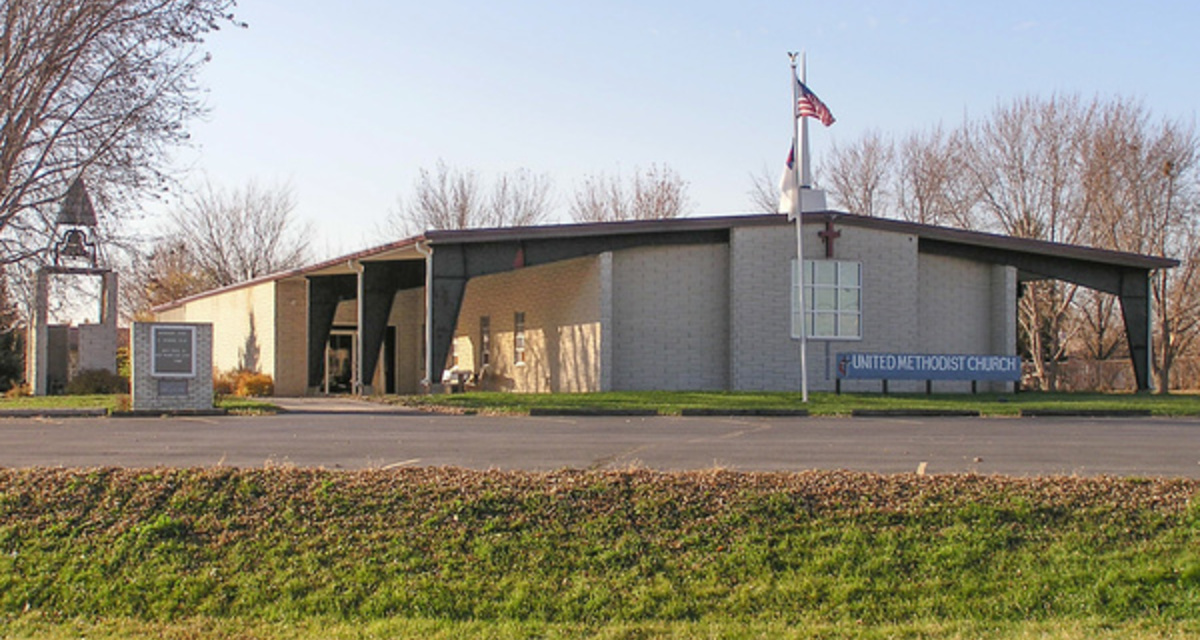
[1118,270,1154,392]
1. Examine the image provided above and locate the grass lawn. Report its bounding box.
[0,394,278,414]
[1,468,1197,639]
[2,390,1197,417]
[385,389,1200,416]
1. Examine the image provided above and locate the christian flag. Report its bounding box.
[777,143,797,215]
[795,78,835,126]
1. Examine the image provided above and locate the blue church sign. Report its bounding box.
[837,353,1021,381]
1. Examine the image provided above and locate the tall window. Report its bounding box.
[792,260,861,339]
[513,312,527,365]
[479,316,491,367]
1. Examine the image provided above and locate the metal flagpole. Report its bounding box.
[789,51,809,403]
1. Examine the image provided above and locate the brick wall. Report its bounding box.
[388,288,425,394]
[270,278,309,396]
[730,221,1015,393]
[610,244,729,391]
[731,221,922,392]
[130,322,214,411]
[917,254,1017,392]
[156,280,278,381]
[452,256,603,393]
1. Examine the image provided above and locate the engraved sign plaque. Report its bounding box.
[151,325,195,377]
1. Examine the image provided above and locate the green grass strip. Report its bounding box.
[0,468,1197,633]
[386,390,1200,416]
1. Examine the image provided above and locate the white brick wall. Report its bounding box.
[917,254,1016,392]
[730,220,1015,393]
[611,244,729,391]
[731,221,923,392]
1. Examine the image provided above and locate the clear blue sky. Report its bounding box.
[177,0,1200,257]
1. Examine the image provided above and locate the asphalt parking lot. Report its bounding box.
[0,398,1197,476]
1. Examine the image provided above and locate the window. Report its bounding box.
[792,259,861,339]
[513,312,527,365]
[479,316,491,367]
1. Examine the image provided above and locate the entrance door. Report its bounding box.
[324,331,355,394]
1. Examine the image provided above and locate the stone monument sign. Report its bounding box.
[131,322,213,411]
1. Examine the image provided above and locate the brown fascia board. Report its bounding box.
[422,213,782,245]
[827,213,1178,270]
[428,212,1176,270]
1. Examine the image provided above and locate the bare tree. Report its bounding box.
[961,96,1097,389]
[122,239,211,319]
[164,180,311,289]
[826,130,894,217]
[0,0,241,265]
[407,161,482,233]
[746,164,782,214]
[895,126,976,227]
[385,162,555,236]
[484,168,554,228]
[569,173,628,223]
[570,164,691,222]
[1076,98,1200,391]
[821,94,1200,390]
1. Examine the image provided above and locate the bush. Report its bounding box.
[213,369,238,396]
[236,372,274,397]
[65,368,129,395]
[116,346,131,380]
[214,369,274,397]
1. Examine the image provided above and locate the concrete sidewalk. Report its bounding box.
[270,396,420,415]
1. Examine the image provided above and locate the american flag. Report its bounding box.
[795,78,835,127]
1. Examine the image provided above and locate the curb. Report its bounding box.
[680,408,810,417]
[851,409,982,418]
[110,409,230,418]
[529,408,659,417]
[1019,409,1152,418]
[0,408,109,418]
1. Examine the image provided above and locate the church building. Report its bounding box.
[153,211,1174,396]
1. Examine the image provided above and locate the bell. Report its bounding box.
[58,229,93,259]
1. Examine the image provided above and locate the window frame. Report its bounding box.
[791,259,862,340]
[479,315,491,367]
[513,311,527,365]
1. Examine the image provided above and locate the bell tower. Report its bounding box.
[28,178,120,395]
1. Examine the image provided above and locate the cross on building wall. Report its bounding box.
[818,217,841,258]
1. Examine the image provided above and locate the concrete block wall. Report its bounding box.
[77,324,117,373]
[598,252,614,392]
[453,256,603,393]
[917,254,1012,392]
[388,288,426,394]
[730,221,922,392]
[131,322,214,411]
[610,244,729,391]
[730,226,805,391]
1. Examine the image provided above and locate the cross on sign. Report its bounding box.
[818,217,841,258]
